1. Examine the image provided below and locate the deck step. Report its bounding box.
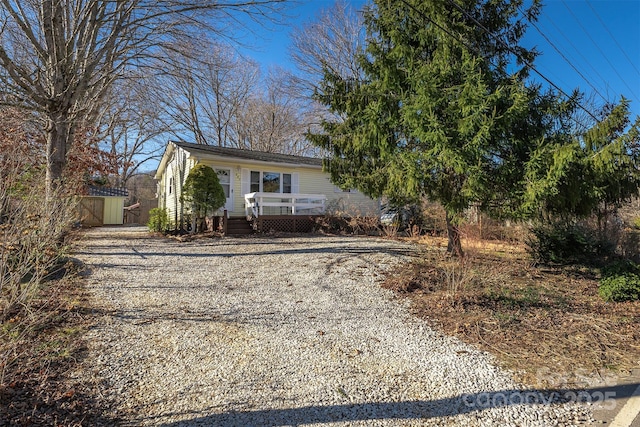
[225,218,254,235]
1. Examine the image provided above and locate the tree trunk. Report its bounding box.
[446,211,464,257]
[45,114,71,201]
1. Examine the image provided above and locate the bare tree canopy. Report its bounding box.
[235,67,315,155]
[156,38,260,147]
[96,74,167,186]
[0,0,287,197]
[288,0,365,96]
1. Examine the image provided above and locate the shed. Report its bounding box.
[79,186,129,226]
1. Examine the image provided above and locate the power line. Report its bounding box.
[560,0,640,102]
[519,5,610,105]
[585,0,640,77]
[539,8,616,98]
[440,0,600,122]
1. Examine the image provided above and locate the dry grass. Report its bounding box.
[0,268,116,426]
[382,235,640,388]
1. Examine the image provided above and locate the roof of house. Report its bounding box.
[172,141,323,167]
[88,186,129,197]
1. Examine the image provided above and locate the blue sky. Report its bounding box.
[240,0,640,121]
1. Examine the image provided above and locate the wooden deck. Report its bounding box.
[224,215,321,234]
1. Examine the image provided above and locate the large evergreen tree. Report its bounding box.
[310,0,545,255]
[523,98,640,225]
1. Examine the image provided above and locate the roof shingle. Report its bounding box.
[88,186,129,197]
[173,141,323,167]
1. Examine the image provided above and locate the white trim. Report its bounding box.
[245,192,327,217]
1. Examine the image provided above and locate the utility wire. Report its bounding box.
[539,8,615,98]
[440,0,600,122]
[560,0,640,102]
[519,5,610,105]
[585,0,640,77]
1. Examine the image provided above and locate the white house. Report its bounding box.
[154,141,380,232]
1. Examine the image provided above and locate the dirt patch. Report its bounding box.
[382,236,640,388]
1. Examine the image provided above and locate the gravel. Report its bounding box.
[75,226,593,426]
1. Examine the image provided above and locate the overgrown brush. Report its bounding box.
[315,199,380,235]
[0,147,78,320]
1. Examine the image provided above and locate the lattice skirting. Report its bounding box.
[255,215,321,233]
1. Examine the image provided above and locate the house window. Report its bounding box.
[283,174,292,193]
[263,172,280,193]
[250,171,293,193]
[169,177,173,195]
[250,171,260,193]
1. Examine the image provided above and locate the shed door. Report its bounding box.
[215,168,233,212]
[79,197,104,226]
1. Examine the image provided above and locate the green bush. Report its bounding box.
[147,208,169,232]
[633,217,640,230]
[599,260,640,302]
[181,165,225,233]
[527,222,614,266]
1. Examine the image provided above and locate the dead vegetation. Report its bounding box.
[383,235,640,388]
[0,269,116,426]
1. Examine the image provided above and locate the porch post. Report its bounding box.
[223,210,228,235]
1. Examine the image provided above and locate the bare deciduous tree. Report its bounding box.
[235,68,315,155]
[96,75,167,186]
[0,0,287,198]
[285,0,366,152]
[288,0,365,96]
[156,39,260,147]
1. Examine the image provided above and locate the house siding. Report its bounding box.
[159,147,196,227]
[298,170,380,216]
[103,197,125,225]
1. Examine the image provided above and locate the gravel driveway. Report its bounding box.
[76,226,592,426]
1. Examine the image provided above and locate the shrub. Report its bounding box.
[181,165,225,233]
[527,222,614,266]
[0,194,77,320]
[314,213,352,235]
[0,141,77,319]
[147,207,169,232]
[599,260,640,302]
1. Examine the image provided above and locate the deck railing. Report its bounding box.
[245,192,327,218]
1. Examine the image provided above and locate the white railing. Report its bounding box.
[245,192,327,218]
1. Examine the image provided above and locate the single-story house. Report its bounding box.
[154,141,379,232]
[78,186,129,226]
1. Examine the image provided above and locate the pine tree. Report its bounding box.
[523,98,640,225]
[311,0,544,255]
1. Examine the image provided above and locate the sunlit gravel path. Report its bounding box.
[75,226,592,426]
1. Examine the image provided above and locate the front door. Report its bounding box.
[215,168,233,212]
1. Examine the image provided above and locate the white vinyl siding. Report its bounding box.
[161,150,196,227]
